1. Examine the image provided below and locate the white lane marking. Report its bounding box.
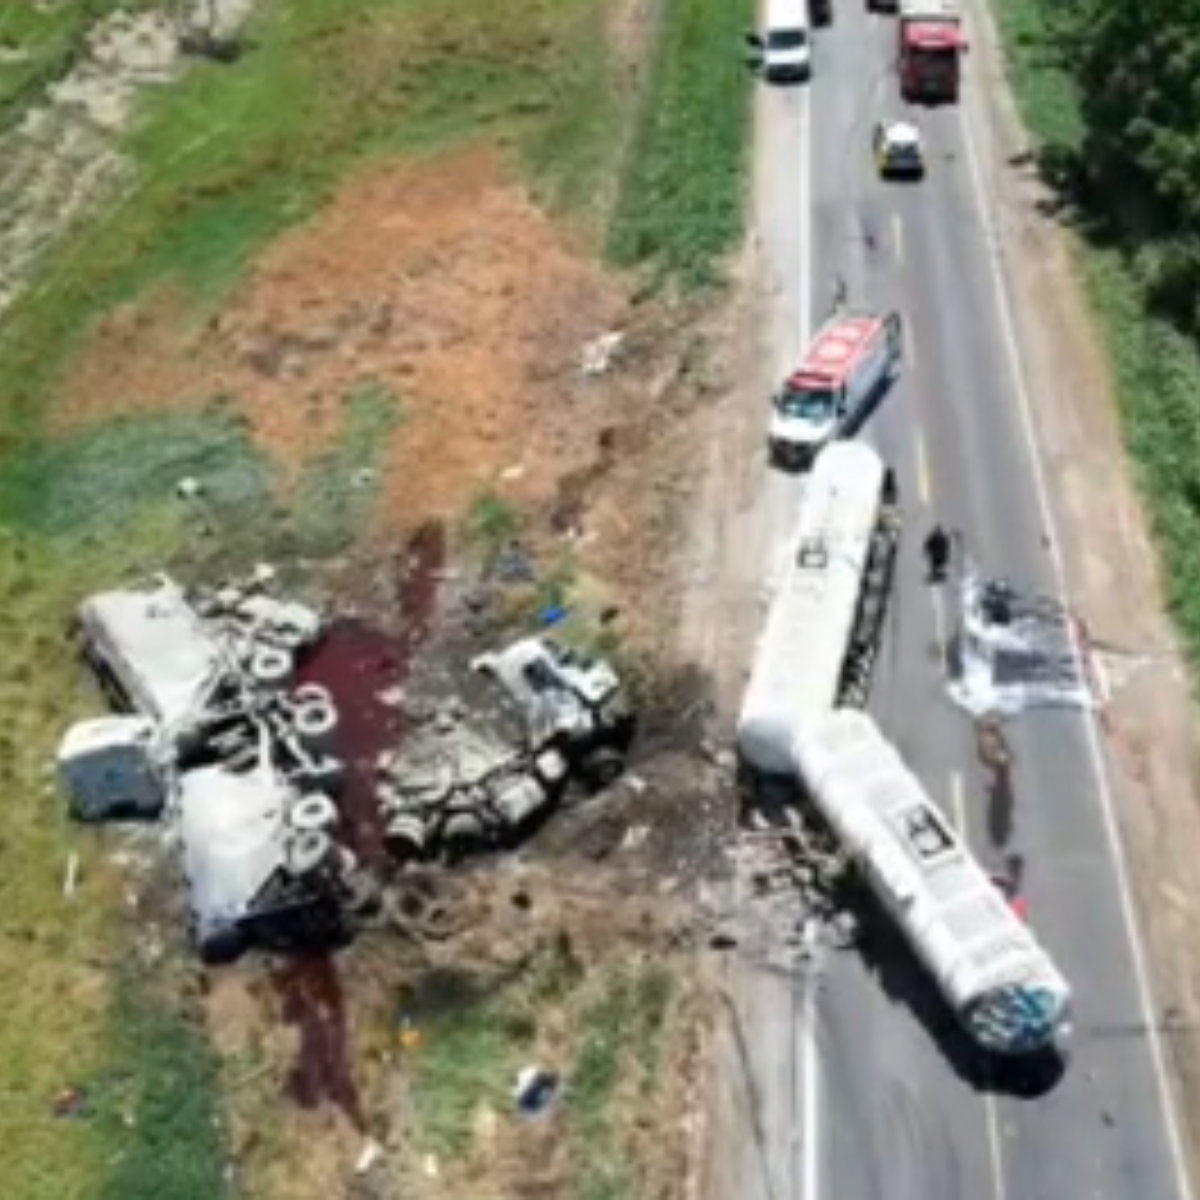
[799,88,813,353]
[803,946,819,1200]
[949,768,966,835]
[985,1097,1009,1200]
[892,212,904,263]
[915,429,933,506]
[798,77,820,1200]
[957,58,1195,1200]
[931,584,947,644]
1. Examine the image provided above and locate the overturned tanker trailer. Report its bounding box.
[794,708,1073,1056]
[737,441,900,777]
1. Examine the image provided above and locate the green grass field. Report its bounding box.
[609,0,757,289]
[0,1,753,1196]
[992,0,1200,666]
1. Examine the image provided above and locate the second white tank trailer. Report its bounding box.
[737,441,900,776]
[735,441,1072,1057]
[794,710,1072,1056]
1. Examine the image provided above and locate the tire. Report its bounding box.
[198,922,247,966]
[857,596,885,641]
[579,746,626,793]
[535,749,570,785]
[293,699,339,753]
[250,646,293,690]
[289,793,339,833]
[385,813,427,861]
[285,829,332,877]
[442,811,486,860]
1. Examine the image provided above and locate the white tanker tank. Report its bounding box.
[737,442,898,775]
[793,708,1072,1055]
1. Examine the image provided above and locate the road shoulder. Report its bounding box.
[964,0,1200,1186]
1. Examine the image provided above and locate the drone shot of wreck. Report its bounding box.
[4,0,1200,1198]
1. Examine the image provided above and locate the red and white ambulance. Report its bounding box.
[769,310,903,470]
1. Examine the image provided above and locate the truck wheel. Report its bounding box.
[293,699,339,753]
[442,812,485,861]
[385,813,427,861]
[579,747,626,793]
[286,829,333,877]
[289,793,339,833]
[250,646,293,690]
[198,923,246,966]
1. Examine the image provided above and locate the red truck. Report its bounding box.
[897,0,968,104]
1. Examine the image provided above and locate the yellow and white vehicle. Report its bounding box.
[873,118,926,178]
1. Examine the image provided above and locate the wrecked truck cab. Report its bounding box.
[471,636,635,796]
[472,636,618,709]
[179,764,349,964]
[75,575,233,735]
[58,715,172,822]
[471,637,634,745]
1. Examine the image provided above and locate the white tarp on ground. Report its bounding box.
[947,573,1097,717]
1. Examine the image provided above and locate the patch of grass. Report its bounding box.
[0,0,158,128]
[96,968,226,1200]
[521,0,627,226]
[0,400,273,541]
[608,0,756,290]
[990,0,1082,152]
[464,491,521,563]
[0,524,194,1200]
[993,0,1200,669]
[568,966,675,1200]
[289,381,403,556]
[404,948,581,1158]
[404,951,676,1197]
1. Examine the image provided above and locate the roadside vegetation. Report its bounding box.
[0,0,754,1197]
[404,945,684,1198]
[609,0,757,289]
[994,0,1200,666]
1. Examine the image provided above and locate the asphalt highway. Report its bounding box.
[737,2,1193,1198]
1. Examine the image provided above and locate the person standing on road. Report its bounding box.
[923,523,951,582]
[830,275,848,314]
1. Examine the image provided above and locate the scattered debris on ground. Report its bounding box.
[947,570,1099,716]
[58,554,655,966]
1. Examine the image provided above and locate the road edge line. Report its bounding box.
[957,16,1195,1196]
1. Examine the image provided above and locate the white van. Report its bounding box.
[747,0,813,83]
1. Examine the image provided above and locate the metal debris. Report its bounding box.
[579,331,625,376]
